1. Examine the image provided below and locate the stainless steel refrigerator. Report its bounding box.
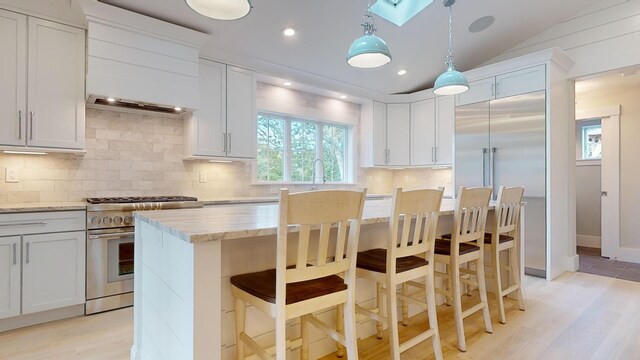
[454,91,546,277]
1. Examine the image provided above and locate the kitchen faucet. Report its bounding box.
[312,158,325,190]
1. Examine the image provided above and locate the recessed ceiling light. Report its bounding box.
[283,81,292,86]
[397,69,407,76]
[282,27,296,37]
[340,95,347,99]
[468,15,495,33]
[106,97,116,103]
[174,107,182,111]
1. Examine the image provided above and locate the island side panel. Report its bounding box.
[133,220,201,360]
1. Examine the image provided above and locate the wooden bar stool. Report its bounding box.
[231,188,367,359]
[356,188,444,360]
[435,186,493,352]
[485,186,525,324]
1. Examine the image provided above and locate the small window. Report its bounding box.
[256,112,352,183]
[582,124,602,160]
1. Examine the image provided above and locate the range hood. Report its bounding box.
[79,0,211,114]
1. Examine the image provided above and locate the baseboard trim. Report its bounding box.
[612,247,640,263]
[577,235,601,248]
[0,304,85,332]
[525,267,546,278]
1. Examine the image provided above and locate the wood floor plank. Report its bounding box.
[0,272,639,360]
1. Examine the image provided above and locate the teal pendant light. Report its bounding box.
[347,5,392,69]
[434,0,469,95]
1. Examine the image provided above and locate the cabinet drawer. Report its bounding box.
[0,211,86,236]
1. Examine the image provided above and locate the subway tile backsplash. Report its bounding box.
[0,108,451,203]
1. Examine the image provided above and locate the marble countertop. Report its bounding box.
[135,198,465,244]
[0,202,88,214]
[201,193,391,206]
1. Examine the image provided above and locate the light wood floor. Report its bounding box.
[1,272,640,359]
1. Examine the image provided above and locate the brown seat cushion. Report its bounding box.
[483,233,514,244]
[434,239,480,256]
[441,233,514,245]
[356,248,429,274]
[230,268,347,305]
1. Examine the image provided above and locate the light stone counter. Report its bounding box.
[0,202,87,214]
[134,198,458,244]
[200,193,390,206]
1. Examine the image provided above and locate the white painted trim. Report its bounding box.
[613,247,640,263]
[576,106,620,261]
[577,235,601,248]
[576,159,601,167]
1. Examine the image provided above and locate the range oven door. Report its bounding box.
[87,228,135,300]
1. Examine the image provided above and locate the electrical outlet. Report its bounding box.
[5,168,18,183]
[199,171,207,183]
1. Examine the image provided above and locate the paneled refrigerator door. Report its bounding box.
[489,91,547,277]
[454,101,490,196]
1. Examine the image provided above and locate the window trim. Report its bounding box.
[253,111,356,185]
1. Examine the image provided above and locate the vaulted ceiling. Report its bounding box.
[99,0,599,98]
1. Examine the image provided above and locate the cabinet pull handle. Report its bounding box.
[387,149,391,164]
[29,111,34,140]
[223,132,227,152]
[18,111,22,140]
[496,82,500,96]
[491,83,495,97]
[228,133,231,152]
[432,147,435,162]
[435,146,438,162]
[25,242,30,264]
[12,243,17,265]
[0,221,47,227]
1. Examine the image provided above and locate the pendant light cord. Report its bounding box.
[446,4,455,70]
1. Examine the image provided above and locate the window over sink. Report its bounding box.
[256,112,354,184]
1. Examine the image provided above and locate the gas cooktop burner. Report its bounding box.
[86,196,198,204]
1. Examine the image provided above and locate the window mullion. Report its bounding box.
[284,117,292,182]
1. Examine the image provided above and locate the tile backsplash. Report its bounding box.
[0,108,451,203]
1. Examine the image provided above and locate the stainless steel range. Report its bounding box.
[85,196,204,314]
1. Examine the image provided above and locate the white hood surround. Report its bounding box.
[79,0,210,113]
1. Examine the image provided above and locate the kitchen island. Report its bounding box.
[131,198,524,360]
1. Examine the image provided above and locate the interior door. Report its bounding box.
[490,91,547,276]
[454,101,490,195]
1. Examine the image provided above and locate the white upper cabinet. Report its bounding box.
[0,13,84,150]
[457,64,547,106]
[187,60,227,157]
[456,77,496,106]
[27,18,85,149]
[21,231,85,315]
[410,99,436,166]
[386,103,411,166]
[0,236,20,320]
[0,10,26,147]
[226,66,257,159]
[495,65,546,99]
[435,96,455,165]
[185,62,256,160]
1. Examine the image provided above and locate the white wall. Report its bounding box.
[489,0,640,79]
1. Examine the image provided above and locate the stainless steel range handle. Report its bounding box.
[12,243,17,265]
[18,111,22,140]
[482,148,488,187]
[0,221,47,227]
[88,232,135,241]
[29,111,34,140]
[25,242,30,264]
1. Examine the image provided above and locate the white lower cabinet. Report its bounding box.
[0,211,86,321]
[0,236,21,320]
[21,231,85,315]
